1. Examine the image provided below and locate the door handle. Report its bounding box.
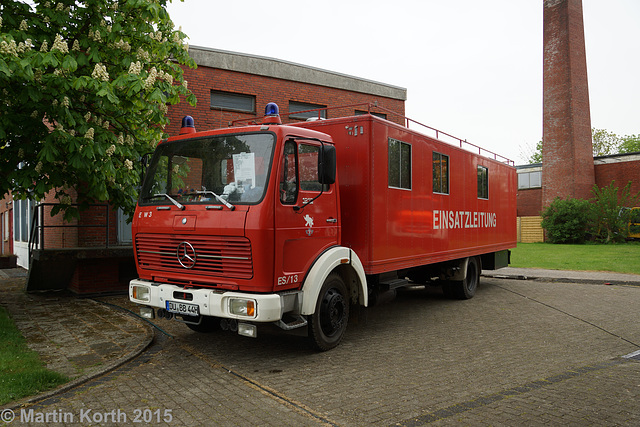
[326,218,338,223]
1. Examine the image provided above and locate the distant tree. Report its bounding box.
[0,0,196,220]
[527,140,543,164]
[592,128,623,156]
[618,134,640,154]
[525,129,638,165]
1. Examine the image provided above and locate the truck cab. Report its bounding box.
[130,105,367,350]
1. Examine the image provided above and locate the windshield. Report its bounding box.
[140,132,275,206]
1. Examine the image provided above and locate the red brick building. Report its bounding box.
[6,46,407,294]
[517,152,640,242]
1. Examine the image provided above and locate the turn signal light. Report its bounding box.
[229,298,256,318]
[132,285,150,302]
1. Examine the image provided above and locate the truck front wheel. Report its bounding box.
[443,257,480,300]
[308,273,349,351]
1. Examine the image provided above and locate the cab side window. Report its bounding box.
[280,140,298,204]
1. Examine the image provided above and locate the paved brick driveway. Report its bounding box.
[18,277,640,426]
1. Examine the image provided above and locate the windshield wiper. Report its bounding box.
[197,190,235,211]
[152,193,184,210]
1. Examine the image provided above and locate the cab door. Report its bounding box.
[274,138,339,290]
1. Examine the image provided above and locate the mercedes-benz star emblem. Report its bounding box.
[176,241,197,269]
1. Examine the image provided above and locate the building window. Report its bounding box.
[13,198,35,243]
[355,110,387,120]
[289,101,326,120]
[477,166,489,199]
[388,138,411,190]
[3,211,9,241]
[518,170,542,189]
[210,90,255,113]
[433,152,449,194]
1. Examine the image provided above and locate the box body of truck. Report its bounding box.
[130,107,516,350]
[294,115,517,275]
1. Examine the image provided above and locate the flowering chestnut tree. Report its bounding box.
[0,0,196,220]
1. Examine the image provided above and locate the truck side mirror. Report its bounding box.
[319,144,336,185]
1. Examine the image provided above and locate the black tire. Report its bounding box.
[185,315,220,333]
[308,273,349,351]
[442,257,480,300]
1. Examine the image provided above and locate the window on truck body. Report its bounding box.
[477,165,489,199]
[432,152,449,194]
[388,138,412,190]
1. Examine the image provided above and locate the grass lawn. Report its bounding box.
[0,306,68,405]
[510,242,640,275]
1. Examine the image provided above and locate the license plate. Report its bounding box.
[166,300,200,316]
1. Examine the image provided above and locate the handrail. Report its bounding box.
[231,102,514,166]
[28,203,110,261]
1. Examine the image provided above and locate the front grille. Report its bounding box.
[136,234,253,279]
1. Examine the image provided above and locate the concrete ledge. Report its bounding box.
[26,247,135,294]
[189,45,407,100]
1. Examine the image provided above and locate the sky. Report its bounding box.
[165,0,640,165]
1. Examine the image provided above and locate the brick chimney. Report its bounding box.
[542,0,595,208]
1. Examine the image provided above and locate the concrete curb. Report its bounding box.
[2,304,155,412]
[483,271,640,287]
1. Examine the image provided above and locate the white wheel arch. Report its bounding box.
[300,246,368,315]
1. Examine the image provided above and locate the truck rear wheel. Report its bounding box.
[308,273,349,351]
[443,257,480,300]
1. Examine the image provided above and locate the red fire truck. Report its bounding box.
[130,103,517,350]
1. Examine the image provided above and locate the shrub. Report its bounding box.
[590,181,638,243]
[541,197,593,244]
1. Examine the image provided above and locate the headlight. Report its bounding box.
[229,298,256,318]
[132,285,150,302]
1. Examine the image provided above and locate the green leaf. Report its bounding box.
[0,59,11,77]
[62,55,78,72]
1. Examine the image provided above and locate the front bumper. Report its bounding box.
[129,279,292,322]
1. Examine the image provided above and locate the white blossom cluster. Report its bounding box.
[89,29,102,42]
[128,60,142,75]
[51,34,68,53]
[17,39,33,54]
[136,47,150,62]
[124,159,133,170]
[0,39,18,57]
[85,128,95,141]
[91,63,109,81]
[112,39,131,52]
[158,69,173,85]
[143,67,157,90]
[19,20,28,31]
[106,144,116,156]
